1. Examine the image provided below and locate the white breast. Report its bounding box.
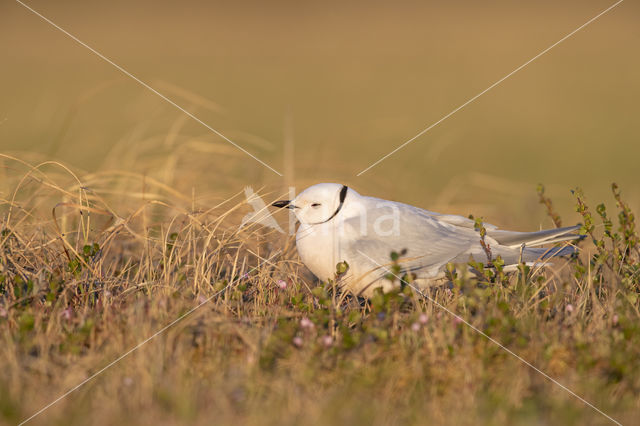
[295,222,345,282]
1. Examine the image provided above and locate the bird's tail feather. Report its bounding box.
[530,244,579,260]
[491,241,580,266]
[488,224,584,249]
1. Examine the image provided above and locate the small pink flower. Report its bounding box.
[565,304,574,314]
[277,280,287,290]
[292,336,303,347]
[411,322,421,332]
[300,317,315,330]
[419,313,428,324]
[197,295,208,305]
[320,335,333,348]
[0,307,7,318]
[612,314,619,326]
[61,307,73,321]
[453,316,463,326]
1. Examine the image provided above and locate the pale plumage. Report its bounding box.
[273,183,582,297]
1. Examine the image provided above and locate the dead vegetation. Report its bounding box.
[1,154,639,426]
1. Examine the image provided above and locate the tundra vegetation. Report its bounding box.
[0,156,638,425]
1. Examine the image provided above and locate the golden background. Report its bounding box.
[2,0,638,228]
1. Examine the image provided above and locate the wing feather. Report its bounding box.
[342,199,484,276]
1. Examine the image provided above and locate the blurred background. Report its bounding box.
[1,0,638,229]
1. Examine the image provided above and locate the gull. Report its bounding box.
[272,183,583,296]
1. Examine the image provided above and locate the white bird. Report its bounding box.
[272,183,583,297]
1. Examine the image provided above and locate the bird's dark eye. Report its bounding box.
[311,203,321,208]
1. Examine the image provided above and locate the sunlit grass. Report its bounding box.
[0,154,638,425]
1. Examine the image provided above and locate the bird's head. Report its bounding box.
[272,183,352,225]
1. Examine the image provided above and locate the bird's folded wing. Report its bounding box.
[433,214,498,230]
[343,203,483,275]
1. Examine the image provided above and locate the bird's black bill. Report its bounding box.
[272,200,291,208]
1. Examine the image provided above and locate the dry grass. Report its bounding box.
[0,154,639,426]
[3,2,639,424]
